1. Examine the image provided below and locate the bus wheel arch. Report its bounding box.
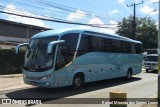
[72,72,85,89]
[126,68,132,80]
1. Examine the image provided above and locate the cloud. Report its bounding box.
[135,0,140,3]
[88,17,105,27]
[118,0,125,3]
[79,17,118,34]
[66,9,86,21]
[144,0,159,5]
[140,6,158,16]
[3,4,47,27]
[140,6,152,14]
[109,9,120,15]
[108,20,118,29]
[118,0,132,13]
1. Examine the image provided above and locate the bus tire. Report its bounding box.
[146,69,149,73]
[72,74,84,89]
[126,69,132,80]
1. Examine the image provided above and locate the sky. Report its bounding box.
[0,0,159,34]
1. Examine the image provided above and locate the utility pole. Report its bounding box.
[158,0,160,104]
[153,1,160,104]
[127,1,143,40]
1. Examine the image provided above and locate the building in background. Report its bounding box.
[0,19,52,49]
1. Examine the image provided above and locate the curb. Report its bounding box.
[0,74,23,78]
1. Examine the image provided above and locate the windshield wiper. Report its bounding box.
[26,49,39,70]
[37,39,48,62]
[26,49,35,69]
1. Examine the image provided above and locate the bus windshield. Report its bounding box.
[24,36,58,72]
[145,55,158,62]
[147,49,157,54]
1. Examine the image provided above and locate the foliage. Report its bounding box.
[0,49,25,75]
[116,15,158,51]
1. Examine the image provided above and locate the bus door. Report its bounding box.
[54,33,79,86]
[54,45,68,86]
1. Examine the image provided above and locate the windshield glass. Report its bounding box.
[147,49,157,54]
[24,36,58,72]
[145,56,158,62]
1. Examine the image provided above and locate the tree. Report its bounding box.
[116,15,158,51]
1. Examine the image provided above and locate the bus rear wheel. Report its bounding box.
[126,69,132,80]
[146,69,149,73]
[72,74,84,89]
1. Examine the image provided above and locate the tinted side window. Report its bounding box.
[55,33,79,70]
[92,36,103,52]
[120,41,132,53]
[77,34,103,56]
[111,39,121,53]
[77,34,92,56]
[77,34,133,56]
[101,38,112,52]
[135,43,142,54]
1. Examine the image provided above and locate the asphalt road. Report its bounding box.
[0,70,157,107]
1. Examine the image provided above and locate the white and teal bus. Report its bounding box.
[16,28,142,88]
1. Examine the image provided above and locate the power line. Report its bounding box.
[0,9,117,29]
[6,0,70,19]
[0,0,119,29]
[31,0,119,21]
[71,0,120,21]
[3,0,111,24]
[0,4,118,26]
[0,5,67,22]
[1,0,122,23]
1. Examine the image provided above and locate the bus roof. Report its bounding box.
[32,28,142,44]
[146,54,158,56]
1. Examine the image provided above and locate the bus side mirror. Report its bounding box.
[47,40,65,54]
[16,43,29,54]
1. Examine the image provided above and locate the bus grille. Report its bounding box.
[145,63,156,66]
[26,76,41,80]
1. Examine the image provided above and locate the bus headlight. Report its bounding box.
[23,74,26,78]
[41,74,53,80]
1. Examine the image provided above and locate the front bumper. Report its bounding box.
[22,69,54,87]
[23,75,53,87]
[143,65,157,70]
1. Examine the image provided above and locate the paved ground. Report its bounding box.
[0,68,147,92]
[0,71,158,107]
[0,75,32,92]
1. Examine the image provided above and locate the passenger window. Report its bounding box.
[135,43,142,54]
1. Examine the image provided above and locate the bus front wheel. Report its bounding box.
[72,74,84,89]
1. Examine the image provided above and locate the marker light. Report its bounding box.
[41,74,53,80]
